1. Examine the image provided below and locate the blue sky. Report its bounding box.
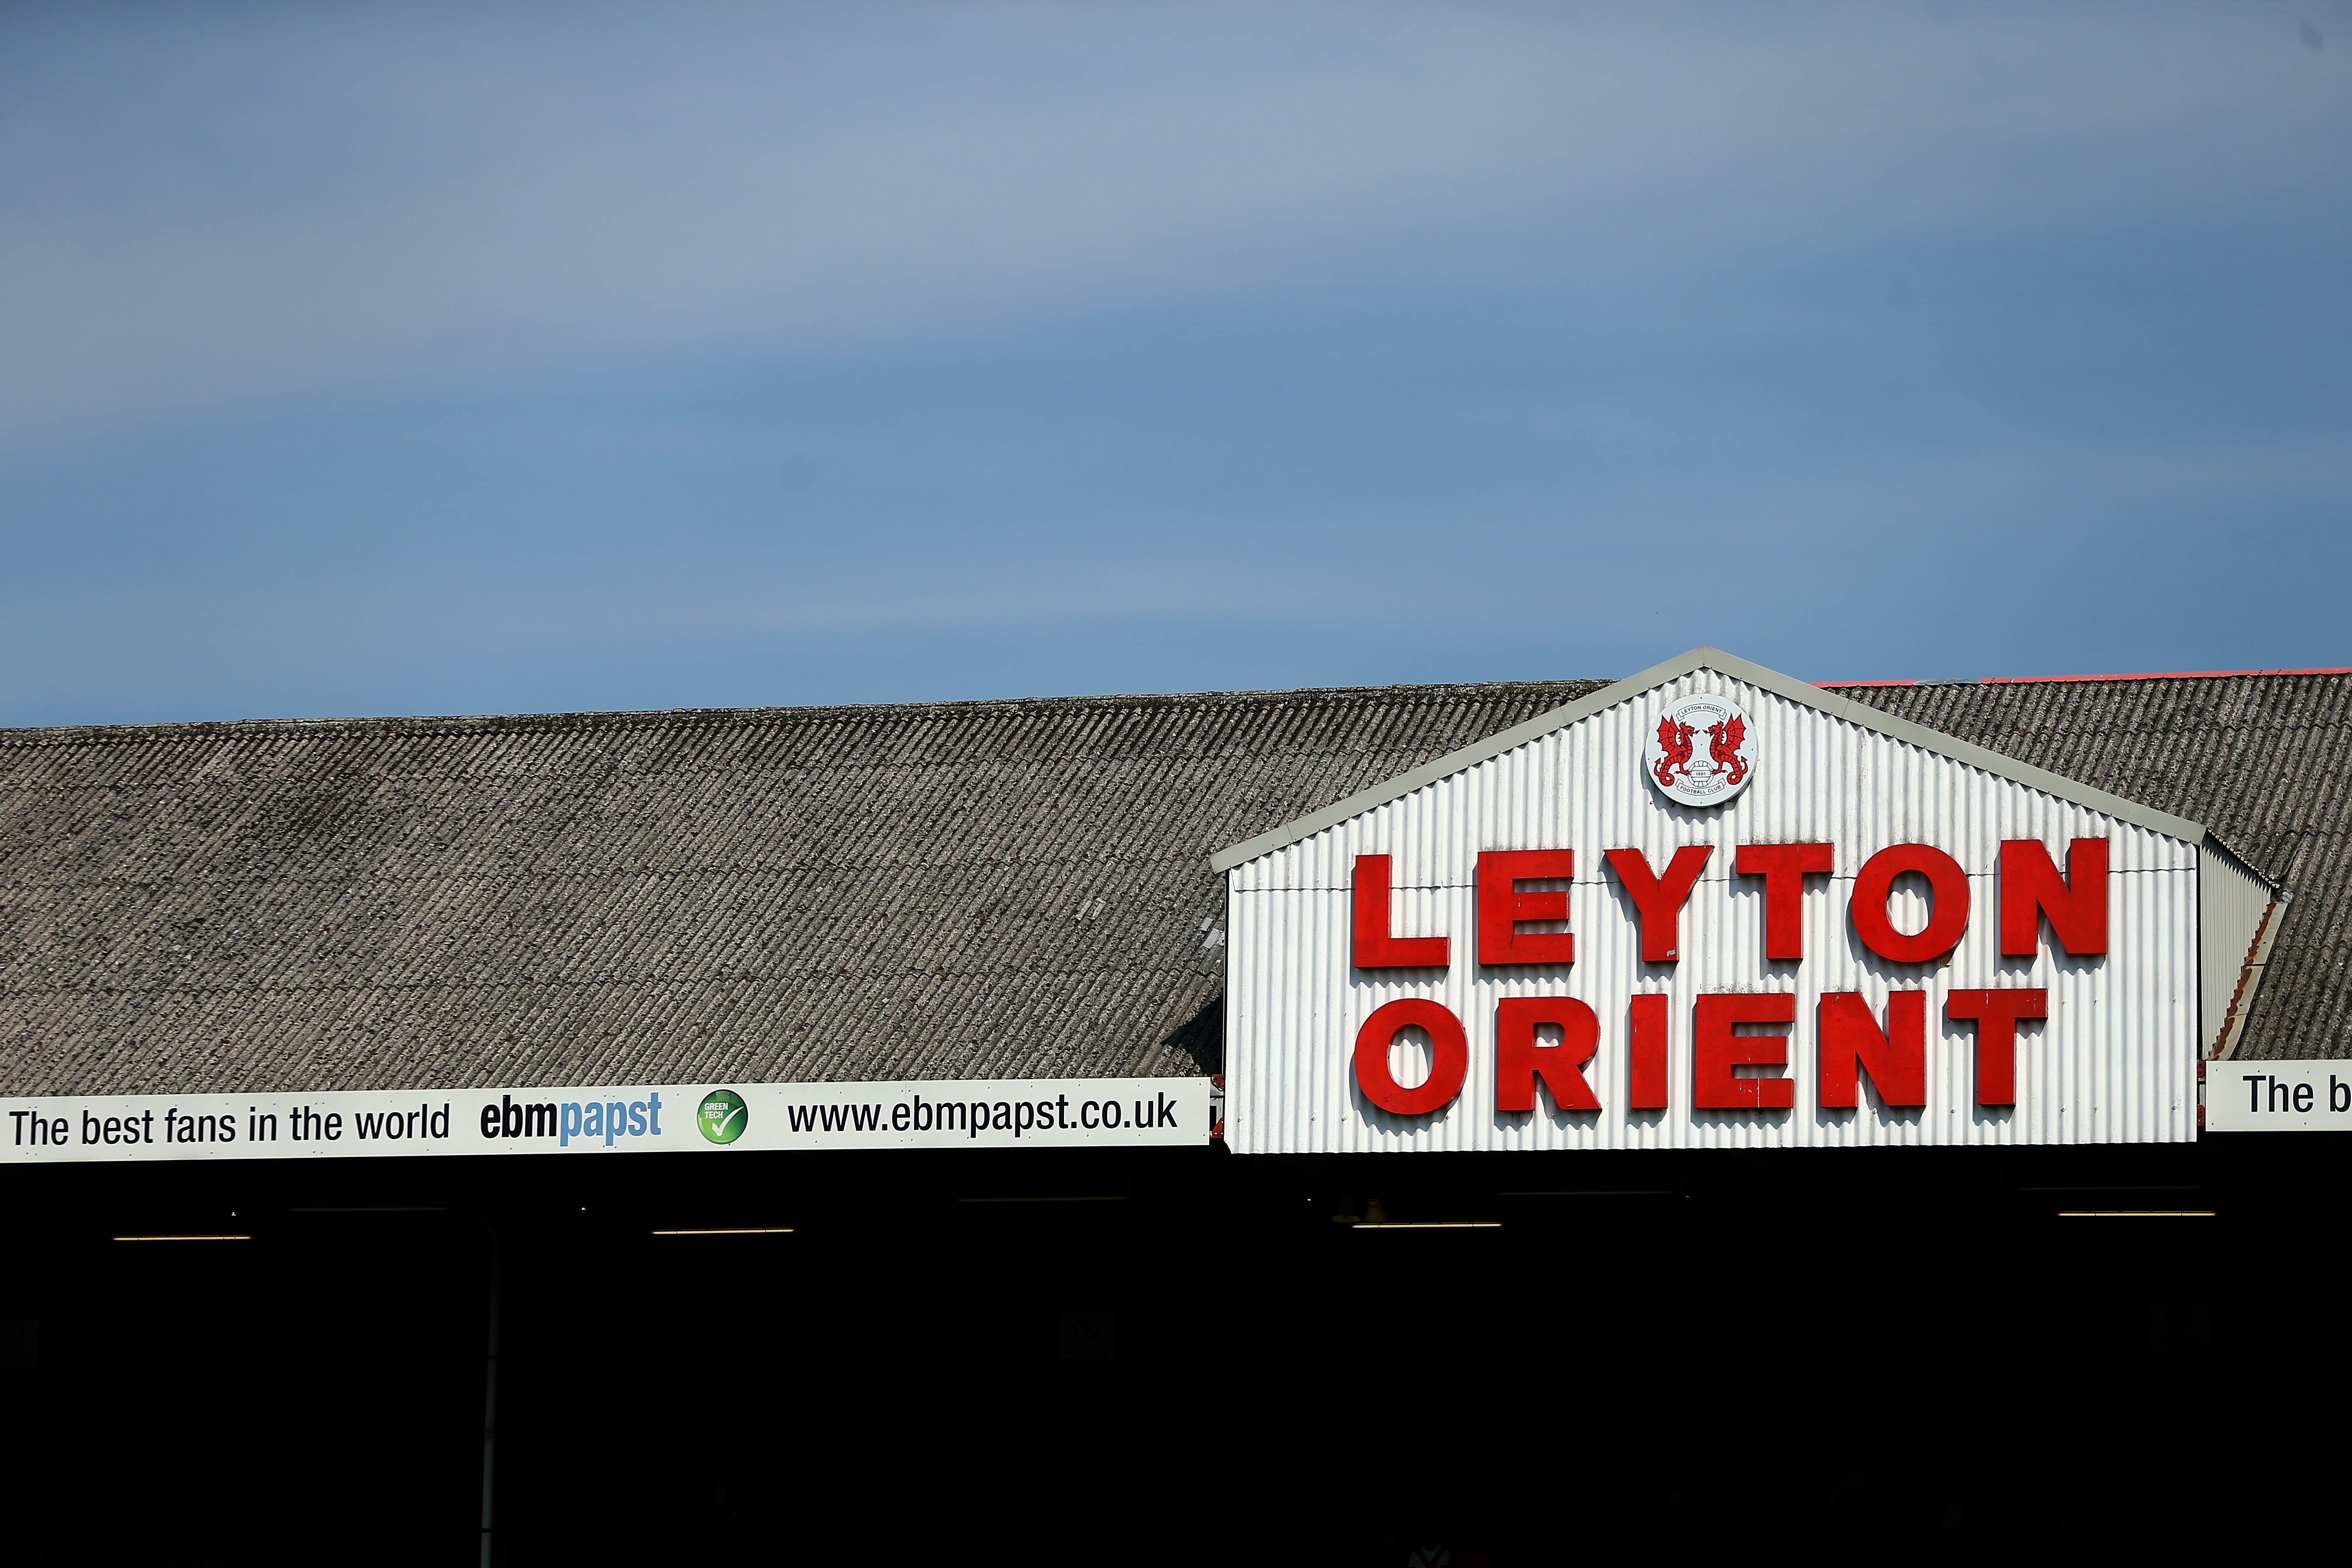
[2,2,2346,725]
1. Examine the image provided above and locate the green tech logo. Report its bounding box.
[697,1090,749,1145]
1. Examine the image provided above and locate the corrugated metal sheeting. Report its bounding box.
[2198,839,2276,1053]
[0,683,1601,1096]
[0,660,2342,1102]
[1840,674,2346,1062]
[1227,668,2203,1153]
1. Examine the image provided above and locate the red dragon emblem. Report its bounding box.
[1653,718,1695,789]
[1650,697,1755,804]
[1705,717,1748,787]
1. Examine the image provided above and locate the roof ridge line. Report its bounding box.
[1818,666,2352,689]
[0,677,1613,747]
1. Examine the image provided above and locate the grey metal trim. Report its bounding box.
[1210,646,2210,872]
[2210,902,2285,1063]
[2200,829,2283,899]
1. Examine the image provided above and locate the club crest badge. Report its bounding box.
[1645,694,1755,808]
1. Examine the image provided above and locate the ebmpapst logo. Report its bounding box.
[697,1090,748,1145]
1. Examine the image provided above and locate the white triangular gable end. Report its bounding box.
[1216,648,2278,1156]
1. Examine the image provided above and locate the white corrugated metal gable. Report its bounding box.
[1214,648,2210,870]
[1220,648,2263,1154]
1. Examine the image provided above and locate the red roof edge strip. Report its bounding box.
[1816,666,2352,689]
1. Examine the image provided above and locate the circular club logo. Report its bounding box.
[696,1089,748,1145]
[1645,694,1756,808]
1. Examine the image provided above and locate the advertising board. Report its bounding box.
[2205,1061,2352,1132]
[0,1076,1210,1163]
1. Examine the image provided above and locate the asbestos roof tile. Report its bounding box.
[4,669,2341,1093]
[0,682,1601,1093]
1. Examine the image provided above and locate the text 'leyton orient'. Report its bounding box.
[1350,839,2105,1116]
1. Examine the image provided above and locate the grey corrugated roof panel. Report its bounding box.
[1,679,1590,1094]
[5,668,2345,1095]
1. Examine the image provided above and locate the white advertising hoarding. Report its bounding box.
[2205,1061,2352,1132]
[0,1076,1210,1164]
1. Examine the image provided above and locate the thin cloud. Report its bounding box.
[2,2,2340,446]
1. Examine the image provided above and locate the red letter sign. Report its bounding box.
[1734,844,1833,960]
[2000,839,2108,956]
[1604,846,1712,962]
[1851,844,1971,963]
[1945,990,2048,1106]
[1692,992,1796,1109]
[1627,994,1670,1110]
[1354,999,1470,1116]
[1477,850,1576,966]
[1353,855,1449,970]
[1494,997,1602,1112]
[1817,991,1926,1108]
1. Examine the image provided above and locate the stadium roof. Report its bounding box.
[1,666,2341,1095]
